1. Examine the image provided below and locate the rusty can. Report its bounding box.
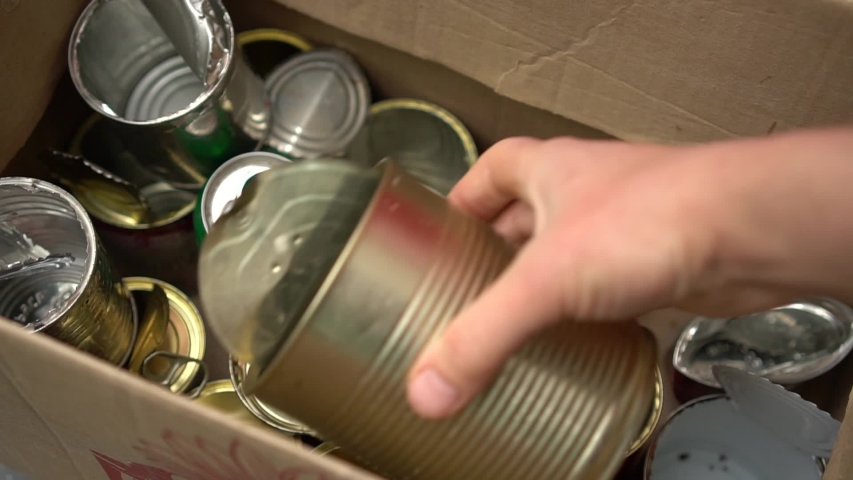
[228,355,315,436]
[237,28,313,78]
[199,159,658,480]
[347,98,478,195]
[645,366,835,480]
[124,277,206,394]
[68,0,271,190]
[0,178,136,365]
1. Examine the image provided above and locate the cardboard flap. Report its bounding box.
[0,0,90,171]
[0,319,378,480]
[273,0,853,144]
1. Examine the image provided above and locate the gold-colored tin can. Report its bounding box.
[228,356,315,435]
[195,380,287,431]
[124,277,206,394]
[237,28,313,78]
[627,366,665,457]
[0,178,136,365]
[64,115,200,294]
[347,98,479,195]
[199,159,658,480]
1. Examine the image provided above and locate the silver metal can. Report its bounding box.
[199,159,658,480]
[645,367,836,480]
[68,0,271,190]
[194,152,291,243]
[264,49,370,159]
[0,178,136,365]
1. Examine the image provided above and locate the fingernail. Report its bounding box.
[409,368,459,418]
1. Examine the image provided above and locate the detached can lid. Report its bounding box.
[713,365,841,458]
[264,49,370,158]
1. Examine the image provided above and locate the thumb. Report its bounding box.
[406,238,564,419]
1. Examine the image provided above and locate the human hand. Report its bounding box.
[404,132,846,420]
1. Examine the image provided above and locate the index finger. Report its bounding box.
[448,137,541,221]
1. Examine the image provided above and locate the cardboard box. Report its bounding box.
[1,0,851,478]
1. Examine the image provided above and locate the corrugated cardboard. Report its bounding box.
[1,1,852,479]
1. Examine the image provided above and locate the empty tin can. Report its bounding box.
[237,28,313,78]
[228,355,315,436]
[645,366,837,480]
[0,178,136,365]
[199,159,658,480]
[264,49,370,158]
[68,0,271,190]
[347,98,478,195]
[124,277,206,394]
[673,298,853,388]
[194,152,291,243]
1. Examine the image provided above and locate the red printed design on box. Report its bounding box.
[92,429,333,480]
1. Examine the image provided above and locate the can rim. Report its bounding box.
[228,355,317,435]
[199,152,292,234]
[236,28,313,53]
[197,378,237,398]
[123,276,206,393]
[67,114,197,230]
[625,366,663,457]
[368,98,479,167]
[0,178,98,333]
[68,0,236,127]
[642,393,828,479]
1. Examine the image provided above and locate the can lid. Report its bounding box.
[125,55,205,122]
[264,49,370,158]
[713,365,841,458]
[199,152,292,234]
[347,98,478,195]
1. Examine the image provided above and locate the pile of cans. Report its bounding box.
[1,1,850,479]
[1,0,479,464]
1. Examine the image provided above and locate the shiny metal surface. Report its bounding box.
[69,0,271,190]
[124,277,206,393]
[199,152,291,234]
[0,178,135,365]
[627,367,664,458]
[673,298,853,387]
[347,99,478,195]
[228,355,315,435]
[195,379,285,431]
[237,28,313,78]
[127,285,169,373]
[199,159,658,480]
[265,50,370,159]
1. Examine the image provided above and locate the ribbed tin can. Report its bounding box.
[0,178,136,365]
[68,0,271,190]
[199,159,658,480]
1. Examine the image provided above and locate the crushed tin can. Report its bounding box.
[645,366,838,480]
[673,298,853,389]
[347,98,478,195]
[124,276,206,395]
[68,0,271,190]
[264,49,370,159]
[194,152,291,244]
[237,28,313,78]
[198,158,658,480]
[228,355,315,436]
[0,178,136,365]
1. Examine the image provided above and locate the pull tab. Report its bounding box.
[142,351,209,399]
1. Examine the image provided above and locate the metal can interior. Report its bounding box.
[644,395,826,480]
[0,178,135,365]
[68,0,271,189]
[124,276,205,393]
